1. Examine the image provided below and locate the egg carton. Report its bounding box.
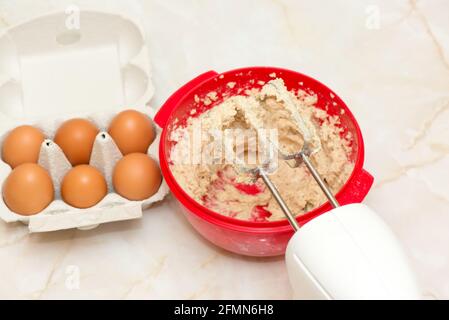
[0,10,170,232]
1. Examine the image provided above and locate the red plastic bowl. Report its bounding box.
[155,67,374,257]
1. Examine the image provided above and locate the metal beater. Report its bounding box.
[229,80,340,230]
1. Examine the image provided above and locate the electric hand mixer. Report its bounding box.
[229,80,420,300]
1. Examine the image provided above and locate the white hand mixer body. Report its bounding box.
[285,203,420,299]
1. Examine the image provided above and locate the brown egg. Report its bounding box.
[61,165,107,208]
[54,119,99,165]
[2,163,54,215]
[2,125,45,168]
[113,153,161,200]
[108,109,155,155]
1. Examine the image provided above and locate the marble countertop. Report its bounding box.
[0,0,448,299]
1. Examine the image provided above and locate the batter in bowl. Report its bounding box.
[169,79,354,222]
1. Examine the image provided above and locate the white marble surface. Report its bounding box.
[0,0,448,299]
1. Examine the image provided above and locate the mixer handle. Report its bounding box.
[285,203,421,299]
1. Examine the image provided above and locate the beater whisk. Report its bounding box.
[228,79,339,230]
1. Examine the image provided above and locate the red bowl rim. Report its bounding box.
[158,66,366,233]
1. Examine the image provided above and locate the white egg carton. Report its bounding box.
[0,10,169,232]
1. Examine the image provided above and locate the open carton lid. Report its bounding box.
[0,10,154,123]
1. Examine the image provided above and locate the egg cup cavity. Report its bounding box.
[0,10,167,232]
